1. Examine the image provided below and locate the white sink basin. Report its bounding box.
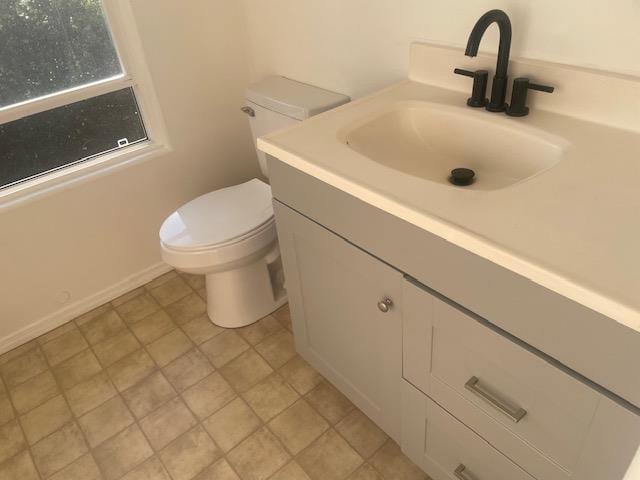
[342,101,568,190]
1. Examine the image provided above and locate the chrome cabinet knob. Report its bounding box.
[377,298,393,313]
[241,106,255,117]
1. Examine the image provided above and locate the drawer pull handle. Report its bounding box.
[454,464,479,480]
[464,376,527,423]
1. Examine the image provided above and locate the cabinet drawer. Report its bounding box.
[403,279,602,478]
[402,380,535,480]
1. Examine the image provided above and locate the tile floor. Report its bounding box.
[0,270,429,480]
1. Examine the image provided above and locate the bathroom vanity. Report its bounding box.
[259,43,640,480]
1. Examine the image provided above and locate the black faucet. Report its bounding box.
[462,9,512,112]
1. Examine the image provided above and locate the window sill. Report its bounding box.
[0,141,171,211]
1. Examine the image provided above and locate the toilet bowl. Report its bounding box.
[159,76,350,328]
[160,179,286,328]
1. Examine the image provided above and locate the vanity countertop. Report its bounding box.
[258,44,640,334]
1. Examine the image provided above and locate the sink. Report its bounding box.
[341,101,567,190]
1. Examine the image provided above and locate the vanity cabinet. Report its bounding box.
[270,159,640,480]
[273,201,403,441]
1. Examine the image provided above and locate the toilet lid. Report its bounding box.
[160,179,274,251]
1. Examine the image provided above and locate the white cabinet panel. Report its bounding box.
[403,278,640,480]
[274,201,403,440]
[402,380,535,480]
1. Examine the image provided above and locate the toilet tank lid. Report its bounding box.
[246,76,350,121]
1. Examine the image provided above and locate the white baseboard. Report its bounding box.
[0,262,173,356]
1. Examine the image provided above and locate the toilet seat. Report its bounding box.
[160,178,274,252]
[159,179,277,274]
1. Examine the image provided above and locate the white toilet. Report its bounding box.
[159,76,349,328]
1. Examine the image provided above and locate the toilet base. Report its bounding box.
[204,245,287,328]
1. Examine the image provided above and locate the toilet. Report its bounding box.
[159,76,350,328]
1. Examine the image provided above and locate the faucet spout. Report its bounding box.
[465,9,512,112]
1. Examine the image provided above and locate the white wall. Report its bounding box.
[0,0,259,352]
[241,0,640,99]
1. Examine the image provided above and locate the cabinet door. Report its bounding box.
[274,201,403,440]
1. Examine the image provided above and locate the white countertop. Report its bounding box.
[258,44,640,335]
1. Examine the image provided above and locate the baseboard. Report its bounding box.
[0,262,173,356]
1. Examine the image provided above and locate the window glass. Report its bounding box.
[0,0,121,108]
[0,88,147,189]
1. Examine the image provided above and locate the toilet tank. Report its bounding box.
[244,76,350,177]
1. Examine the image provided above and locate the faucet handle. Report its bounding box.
[454,68,489,108]
[506,77,554,117]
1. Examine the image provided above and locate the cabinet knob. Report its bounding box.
[377,298,393,313]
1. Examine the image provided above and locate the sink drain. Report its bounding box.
[449,168,475,186]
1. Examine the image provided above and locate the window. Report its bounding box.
[0,0,162,193]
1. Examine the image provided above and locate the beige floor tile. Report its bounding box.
[75,304,112,326]
[79,396,134,447]
[202,397,261,453]
[130,310,176,345]
[146,271,178,290]
[181,372,235,420]
[93,330,141,367]
[160,425,221,480]
[272,304,292,332]
[268,399,329,455]
[369,441,428,480]
[0,392,15,426]
[297,429,363,480]
[305,381,354,425]
[20,395,73,445]
[238,315,283,345]
[242,373,299,422]
[194,458,240,480]
[197,287,207,300]
[227,427,290,480]
[199,331,249,368]
[349,464,383,480]
[140,397,197,450]
[115,293,161,324]
[93,424,153,480]
[0,450,40,480]
[0,419,26,464]
[180,273,205,291]
[165,293,207,325]
[0,341,37,367]
[37,321,77,345]
[1,347,48,388]
[66,371,117,417]
[121,456,171,480]
[146,329,193,367]
[41,328,88,366]
[255,331,296,370]
[107,349,156,392]
[53,349,103,390]
[9,369,59,414]
[182,316,224,345]
[149,277,192,307]
[278,357,323,395]
[271,461,312,480]
[79,309,126,345]
[122,372,177,419]
[220,349,273,393]
[111,287,146,308]
[163,349,214,392]
[31,422,88,478]
[49,453,102,480]
[336,410,388,459]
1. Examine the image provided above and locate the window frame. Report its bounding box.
[0,0,170,209]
